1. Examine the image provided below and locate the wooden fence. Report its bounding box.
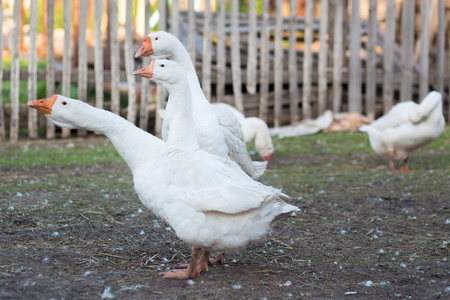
[0,0,449,143]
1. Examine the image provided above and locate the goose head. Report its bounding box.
[133,59,185,90]
[28,94,88,129]
[135,31,179,59]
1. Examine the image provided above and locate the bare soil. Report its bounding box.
[1,135,449,299]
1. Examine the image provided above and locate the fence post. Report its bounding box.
[170,0,179,37]
[349,0,361,113]
[202,0,212,101]
[187,0,196,64]
[366,0,377,119]
[139,0,151,130]
[382,0,396,114]
[230,0,243,112]
[110,0,120,115]
[28,0,38,139]
[436,0,445,95]
[125,0,136,124]
[274,0,283,127]
[0,1,4,141]
[10,0,21,142]
[246,0,257,95]
[216,0,226,103]
[77,0,87,137]
[302,0,314,119]
[61,0,72,138]
[259,0,269,121]
[333,0,344,113]
[400,1,415,102]
[418,0,430,100]
[94,0,104,111]
[318,0,329,116]
[288,0,299,123]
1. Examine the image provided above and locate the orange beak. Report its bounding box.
[263,152,274,167]
[135,36,153,58]
[27,94,58,115]
[133,61,155,79]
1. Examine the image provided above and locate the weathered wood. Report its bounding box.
[230,0,243,112]
[110,0,120,115]
[216,0,226,103]
[288,0,299,123]
[170,0,179,37]
[125,0,136,123]
[202,0,212,101]
[246,0,257,95]
[9,0,21,142]
[382,0,396,114]
[332,0,344,113]
[27,0,38,139]
[77,0,88,137]
[0,1,4,141]
[259,0,270,120]
[187,0,196,63]
[94,0,103,109]
[61,0,72,138]
[139,0,151,130]
[274,0,283,127]
[318,0,328,116]
[44,0,55,139]
[436,0,445,94]
[302,0,314,119]
[400,1,415,102]
[418,0,429,100]
[348,0,361,113]
[365,0,377,119]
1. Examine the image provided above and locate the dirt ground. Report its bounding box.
[1,133,449,299]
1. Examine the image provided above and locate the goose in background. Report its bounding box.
[359,91,445,171]
[135,31,266,180]
[28,61,299,280]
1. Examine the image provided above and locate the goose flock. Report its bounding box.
[28,31,445,280]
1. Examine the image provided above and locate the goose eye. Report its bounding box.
[155,37,158,40]
[62,101,67,105]
[161,64,165,67]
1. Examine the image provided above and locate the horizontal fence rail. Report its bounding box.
[0,0,449,142]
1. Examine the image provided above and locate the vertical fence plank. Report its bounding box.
[365,0,377,119]
[418,0,429,100]
[216,0,226,103]
[274,0,283,127]
[318,0,328,116]
[302,0,313,119]
[288,0,299,123]
[125,0,136,123]
[10,0,21,142]
[187,0,196,63]
[202,0,212,101]
[246,0,257,95]
[94,0,104,110]
[27,0,38,139]
[61,0,72,138]
[170,0,179,37]
[0,0,3,141]
[348,0,361,113]
[45,0,55,139]
[139,0,151,130]
[259,0,269,120]
[110,0,120,115]
[382,0,396,114]
[436,0,445,94]
[400,1,415,102]
[77,0,87,136]
[333,0,343,113]
[230,0,243,112]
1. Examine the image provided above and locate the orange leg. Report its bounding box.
[197,250,210,273]
[160,248,201,279]
[399,156,410,172]
[209,252,225,265]
[389,152,396,171]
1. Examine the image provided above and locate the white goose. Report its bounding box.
[28,60,299,280]
[359,91,445,171]
[212,102,275,165]
[135,31,266,179]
